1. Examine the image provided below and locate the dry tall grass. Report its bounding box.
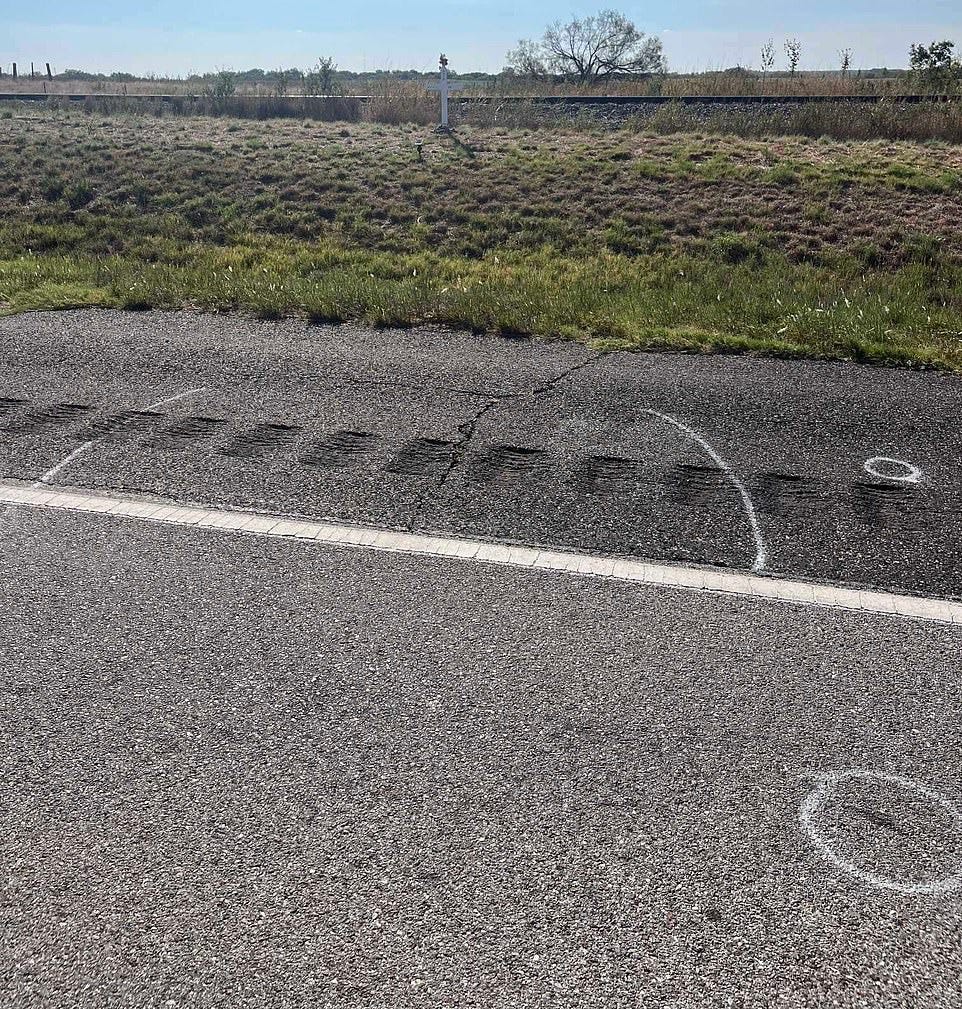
[0,69,936,99]
[364,80,436,125]
[638,99,962,143]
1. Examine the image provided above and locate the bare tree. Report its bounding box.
[839,48,852,77]
[506,38,549,78]
[760,39,775,76]
[785,38,802,75]
[506,10,664,84]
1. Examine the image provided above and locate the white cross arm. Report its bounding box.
[426,82,466,91]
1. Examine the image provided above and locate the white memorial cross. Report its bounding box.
[426,54,464,129]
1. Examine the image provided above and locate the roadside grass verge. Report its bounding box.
[2,241,960,370]
[1,115,960,371]
[634,100,962,145]
[2,116,960,270]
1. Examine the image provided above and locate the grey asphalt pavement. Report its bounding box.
[1,310,961,595]
[2,310,962,1007]
[2,507,962,1008]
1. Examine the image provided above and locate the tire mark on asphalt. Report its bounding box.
[35,388,206,487]
[644,409,769,572]
[0,387,205,536]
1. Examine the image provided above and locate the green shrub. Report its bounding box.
[711,232,762,264]
[65,181,94,209]
[767,163,800,186]
[39,177,65,202]
[853,242,883,268]
[905,233,944,264]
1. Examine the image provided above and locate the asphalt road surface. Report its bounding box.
[1,310,960,596]
[2,311,962,1007]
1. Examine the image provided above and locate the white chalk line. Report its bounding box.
[0,387,205,538]
[644,409,768,572]
[32,387,206,489]
[2,479,961,625]
[798,769,962,895]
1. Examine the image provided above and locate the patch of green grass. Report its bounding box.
[2,240,960,370]
[766,162,801,186]
[0,115,960,370]
[1,278,111,314]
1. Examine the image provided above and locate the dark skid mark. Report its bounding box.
[387,438,456,477]
[665,463,728,507]
[147,415,227,450]
[219,422,302,459]
[3,402,92,433]
[576,454,646,493]
[0,396,29,417]
[83,409,165,441]
[471,444,549,484]
[756,472,825,516]
[300,430,380,469]
[851,481,919,528]
[843,802,908,835]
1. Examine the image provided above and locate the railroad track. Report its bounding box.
[0,92,958,105]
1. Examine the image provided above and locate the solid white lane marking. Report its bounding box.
[644,409,768,572]
[863,456,922,484]
[0,387,206,538]
[798,770,962,895]
[33,387,206,489]
[2,479,960,625]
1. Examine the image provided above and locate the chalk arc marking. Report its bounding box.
[644,409,768,572]
[33,387,206,488]
[0,387,205,537]
[798,769,962,895]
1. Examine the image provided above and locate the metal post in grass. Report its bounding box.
[426,53,464,132]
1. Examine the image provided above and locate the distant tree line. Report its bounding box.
[50,11,960,95]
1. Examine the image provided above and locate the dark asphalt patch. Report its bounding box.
[146,415,228,451]
[2,401,93,434]
[299,429,381,469]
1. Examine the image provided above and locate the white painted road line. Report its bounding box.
[2,479,961,626]
[0,387,207,539]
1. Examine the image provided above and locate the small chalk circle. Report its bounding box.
[863,456,922,484]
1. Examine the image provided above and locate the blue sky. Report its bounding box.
[7,2,962,75]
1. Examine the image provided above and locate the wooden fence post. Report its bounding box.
[31,62,36,79]
[12,63,17,79]
[46,63,53,80]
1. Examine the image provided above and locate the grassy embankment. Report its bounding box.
[0,112,960,368]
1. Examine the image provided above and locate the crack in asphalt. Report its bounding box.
[332,348,602,405]
[526,353,604,399]
[438,399,500,490]
[337,375,511,400]
[408,351,603,518]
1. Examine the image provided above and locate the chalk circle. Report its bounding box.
[798,770,962,895]
[863,456,922,484]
